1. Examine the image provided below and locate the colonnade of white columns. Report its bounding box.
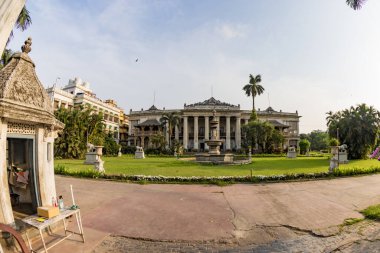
[179,115,243,150]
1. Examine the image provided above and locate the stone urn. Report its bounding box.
[330,146,339,159]
[95,146,103,156]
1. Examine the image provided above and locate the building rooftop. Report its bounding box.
[184,97,240,109]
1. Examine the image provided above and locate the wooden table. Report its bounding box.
[22,208,85,253]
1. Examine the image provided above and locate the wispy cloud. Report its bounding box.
[215,23,246,39]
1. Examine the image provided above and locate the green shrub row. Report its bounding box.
[54,165,380,184]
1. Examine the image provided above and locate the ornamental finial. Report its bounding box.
[21,37,32,53]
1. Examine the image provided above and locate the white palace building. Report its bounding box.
[128,97,300,151]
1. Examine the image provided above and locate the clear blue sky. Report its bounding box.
[7,0,380,133]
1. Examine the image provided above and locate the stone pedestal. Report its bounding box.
[337,151,348,164]
[84,152,101,164]
[94,160,105,173]
[329,157,338,173]
[287,147,297,158]
[287,151,296,158]
[135,150,145,159]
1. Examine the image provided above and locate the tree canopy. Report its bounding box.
[54,107,105,158]
[242,120,284,153]
[346,0,366,10]
[243,74,264,117]
[326,104,380,159]
[300,130,329,151]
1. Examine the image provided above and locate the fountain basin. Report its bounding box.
[195,153,234,164]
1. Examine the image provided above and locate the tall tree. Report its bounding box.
[346,0,366,10]
[1,6,32,68]
[243,74,265,114]
[326,104,380,159]
[54,106,105,158]
[160,112,180,149]
[8,6,32,43]
[242,120,284,153]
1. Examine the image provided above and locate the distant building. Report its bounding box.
[128,97,300,151]
[46,77,128,141]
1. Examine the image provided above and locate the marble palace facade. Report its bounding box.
[128,97,300,151]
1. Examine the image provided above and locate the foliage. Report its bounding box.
[346,0,366,10]
[160,112,180,149]
[243,74,264,112]
[54,107,105,159]
[326,104,380,159]
[343,218,364,226]
[360,204,380,220]
[150,133,167,151]
[121,144,136,154]
[7,6,32,44]
[329,138,340,147]
[307,130,329,151]
[299,139,311,155]
[0,49,13,70]
[103,134,120,156]
[249,110,257,121]
[242,120,284,153]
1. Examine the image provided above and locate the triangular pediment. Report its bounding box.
[0,52,53,113]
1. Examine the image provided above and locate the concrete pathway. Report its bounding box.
[43,174,380,252]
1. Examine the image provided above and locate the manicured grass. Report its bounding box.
[55,155,380,177]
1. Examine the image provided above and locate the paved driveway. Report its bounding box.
[48,174,380,252]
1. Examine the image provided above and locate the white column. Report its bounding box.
[216,116,220,139]
[204,116,209,150]
[37,127,57,207]
[0,120,14,224]
[183,116,188,149]
[0,0,26,55]
[245,118,249,125]
[235,117,241,149]
[226,116,231,150]
[165,122,169,148]
[194,116,198,150]
[175,125,179,141]
[128,122,132,146]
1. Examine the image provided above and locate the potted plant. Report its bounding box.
[329,138,340,157]
[91,136,104,156]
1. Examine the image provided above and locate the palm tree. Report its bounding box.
[2,6,32,68]
[7,6,32,44]
[243,74,265,112]
[160,112,180,149]
[346,0,366,10]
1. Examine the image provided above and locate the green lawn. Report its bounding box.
[55,155,380,177]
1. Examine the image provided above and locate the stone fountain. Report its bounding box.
[195,110,234,164]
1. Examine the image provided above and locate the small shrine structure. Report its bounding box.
[0,38,64,225]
